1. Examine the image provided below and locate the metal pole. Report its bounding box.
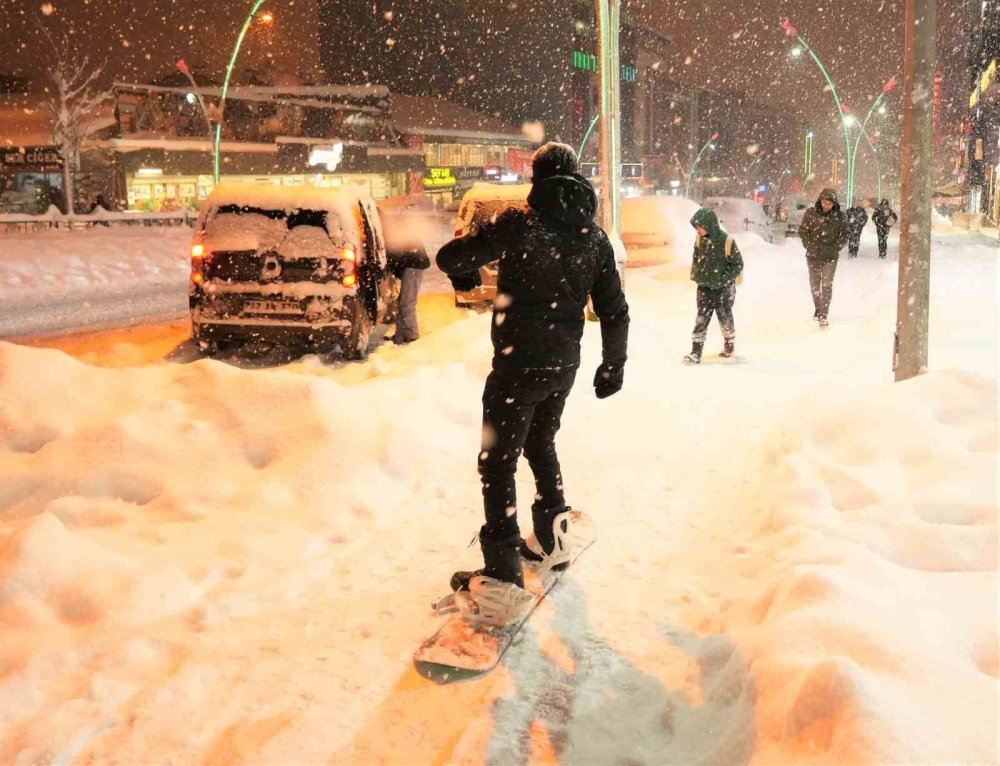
[894,0,935,381]
[214,0,267,184]
[594,0,621,240]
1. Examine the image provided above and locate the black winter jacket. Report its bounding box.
[845,206,869,235]
[436,174,629,373]
[800,189,848,262]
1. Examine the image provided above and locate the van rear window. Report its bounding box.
[212,205,328,232]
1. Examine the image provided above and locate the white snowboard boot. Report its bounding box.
[454,575,536,628]
[520,508,579,572]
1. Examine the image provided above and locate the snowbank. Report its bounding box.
[0,226,996,764]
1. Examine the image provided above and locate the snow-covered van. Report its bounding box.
[189,185,398,358]
[451,183,532,306]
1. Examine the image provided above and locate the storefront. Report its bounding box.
[0,145,64,214]
[111,138,421,211]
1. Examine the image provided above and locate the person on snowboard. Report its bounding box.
[436,142,629,625]
[872,199,897,259]
[845,200,869,259]
[683,208,743,364]
[799,188,848,327]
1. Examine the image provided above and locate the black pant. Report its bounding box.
[848,231,862,257]
[876,228,888,257]
[478,367,577,537]
[807,257,838,318]
[692,284,736,343]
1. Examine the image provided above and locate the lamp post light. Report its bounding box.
[213,0,269,184]
[804,130,815,178]
[686,132,719,198]
[782,19,853,202]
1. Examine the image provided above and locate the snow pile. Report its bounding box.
[620,195,699,268]
[0,227,996,764]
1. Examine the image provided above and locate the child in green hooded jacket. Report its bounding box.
[684,208,744,364]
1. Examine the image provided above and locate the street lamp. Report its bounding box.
[686,132,719,198]
[782,19,854,202]
[213,0,270,184]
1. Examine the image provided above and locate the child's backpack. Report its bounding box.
[698,233,744,286]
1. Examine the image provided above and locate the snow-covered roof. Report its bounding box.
[390,95,533,145]
[0,99,114,147]
[115,82,390,100]
[202,183,368,217]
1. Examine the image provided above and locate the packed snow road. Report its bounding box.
[0,226,996,765]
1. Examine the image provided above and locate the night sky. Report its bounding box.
[0,0,970,179]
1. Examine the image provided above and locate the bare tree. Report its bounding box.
[38,23,112,215]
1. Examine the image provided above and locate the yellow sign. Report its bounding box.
[424,167,456,189]
[971,59,997,108]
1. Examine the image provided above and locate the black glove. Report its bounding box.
[449,271,482,292]
[593,361,624,399]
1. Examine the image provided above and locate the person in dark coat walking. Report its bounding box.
[845,201,869,258]
[799,188,848,327]
[683,207,744,364]
[436,142,629,619]
[871,199,897,259]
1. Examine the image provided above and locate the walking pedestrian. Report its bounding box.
[799,188,848,327]
[871,199,897,259]
[845,200,869,259]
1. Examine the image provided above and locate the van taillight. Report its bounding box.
[190,238,207,286]
[340,246,357,287]
[342,274,357,288]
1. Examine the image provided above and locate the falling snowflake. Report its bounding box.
[40,2,54,14]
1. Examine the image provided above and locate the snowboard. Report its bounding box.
[414,510,596,684]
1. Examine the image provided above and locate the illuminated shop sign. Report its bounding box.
[1,145,63,171]
[572,51,638,82]
[424,167,457,188]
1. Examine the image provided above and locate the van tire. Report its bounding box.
[345,296,373,360]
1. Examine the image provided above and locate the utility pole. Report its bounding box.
[895,0,935,381]
[594,0,621,241]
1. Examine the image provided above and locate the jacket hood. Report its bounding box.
[816,187,841,212]
[527,173,598,227]
[690,207,726,242]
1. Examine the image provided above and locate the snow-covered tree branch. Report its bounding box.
[41,38,112,215]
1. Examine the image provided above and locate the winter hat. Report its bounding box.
[532,142,578,181]
[818,188,839,204]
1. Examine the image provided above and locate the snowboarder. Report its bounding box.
[799,188,848,327]
[871,199,897,259]
[683,208,743,364]
[386,244,430,344]
[436,142,629,623]
[845,201,869,259]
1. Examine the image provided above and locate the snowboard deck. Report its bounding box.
[414,510,596,684]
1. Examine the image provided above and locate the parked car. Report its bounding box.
[704,196,774,242]
[620,195,699,266]
[189,184,398,359]
[452,183,532,307]
[783,195,811,237]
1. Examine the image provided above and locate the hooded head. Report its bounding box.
[817,187,840,214]
[690,207,726,243]
[527,142,598,227]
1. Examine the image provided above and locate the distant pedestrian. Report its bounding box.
[871,199,897,259]
[683,208,743,364]
[845,201,869,259]
[799,188,848,327]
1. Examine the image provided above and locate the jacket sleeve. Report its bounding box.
[799,209,817,250]
[590,236,630,366]
[728,240,744,281]
[436,225,497,278]
[386,245,431,272]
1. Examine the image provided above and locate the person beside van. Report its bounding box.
[799,188,848,327]
[683,208,743,364]
[435,142,629,625]
[386,245,430,344]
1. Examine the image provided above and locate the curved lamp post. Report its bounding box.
[213,0,269,184]
[848,78,896,203]
[782,19,854,202]
[686,132,718,198]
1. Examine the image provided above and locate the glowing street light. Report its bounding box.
[259,10,275,24]
[781,18,854,200]
[790,46,803,57]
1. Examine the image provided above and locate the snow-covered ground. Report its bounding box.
[0,222,996,765]
[0,227,191,338]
